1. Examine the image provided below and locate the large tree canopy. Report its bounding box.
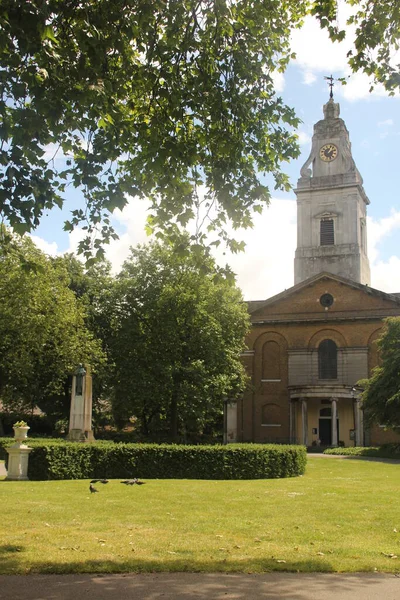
[1,1,399,257]
[109,240,250,441]
[359,317,400,430]
[0,231,102,415]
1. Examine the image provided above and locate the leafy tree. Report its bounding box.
[109,240,250,441]
[0,231,102,419]
[0,0,308,256]
[1,1,398,257]
[313,0,400,94]
[51,253,117,421]
[359,317,400,429]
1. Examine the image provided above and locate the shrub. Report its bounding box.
[0,437,67,464]
[323,444,400,459]
[0,439,307,480]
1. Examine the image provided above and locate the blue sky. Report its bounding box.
[31,3,400,300]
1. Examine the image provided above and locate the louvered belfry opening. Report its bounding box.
[320,219,334,245]
[318,339,338,379]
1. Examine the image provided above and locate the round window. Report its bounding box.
[320,293,334,308]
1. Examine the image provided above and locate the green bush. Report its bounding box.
[0,437,67,463]
[0,439,307,480]
[323,444,400,459]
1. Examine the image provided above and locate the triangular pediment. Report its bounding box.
[248,272,400,322]
[314,210,338,220]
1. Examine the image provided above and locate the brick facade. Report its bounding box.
[240,274,400,446]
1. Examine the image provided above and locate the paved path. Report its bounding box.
[0,573,399,600]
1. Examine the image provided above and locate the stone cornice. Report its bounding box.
[252,312,400,326]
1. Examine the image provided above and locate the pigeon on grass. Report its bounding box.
[120,478,146,485]
[89,483,99,493]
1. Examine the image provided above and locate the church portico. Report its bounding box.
[289,387,361,448]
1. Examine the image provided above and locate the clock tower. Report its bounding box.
[294,96,371,285]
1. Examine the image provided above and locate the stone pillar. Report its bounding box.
[331,397,338,447]
[224,399,238,443]
[290,400,298,444]
[301,398,308,447]
[68,365,94,442]
[6,445,32,480]
[354,399,364,447]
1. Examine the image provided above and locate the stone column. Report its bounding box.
[301,398,308,447]
[331,397,338,447]
[354,399,364,447]
[290,400,298,444]
[224,399,238,443]
[68,365,94,442]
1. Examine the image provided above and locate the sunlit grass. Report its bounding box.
[0,457,399,574]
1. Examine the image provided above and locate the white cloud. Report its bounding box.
[296,131,312,146]
[378,119,394,127]
[302,71,317,86]
[371,256,400,294]
[340,72,389,101]
[290,12,352,74]
[290,1,400,101]
[368,210,400,264]
[29,234,59,256]
[368,209,400,292]
[213,199,296,300]
[271,70,285,93]
[104,196,151,272]
[104,195,297,300]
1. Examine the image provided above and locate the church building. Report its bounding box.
[227,94,400,447]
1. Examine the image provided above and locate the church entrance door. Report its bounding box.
[319,418,339,446]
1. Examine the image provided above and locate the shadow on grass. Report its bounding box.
[316,455,400,464]
[0,546,336,576]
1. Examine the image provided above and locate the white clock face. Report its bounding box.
[319,143,338,162]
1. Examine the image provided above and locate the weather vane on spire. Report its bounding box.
[324,74,335,99]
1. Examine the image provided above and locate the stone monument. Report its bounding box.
[68,364,95,442]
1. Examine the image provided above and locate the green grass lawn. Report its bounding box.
[1,457,399,575]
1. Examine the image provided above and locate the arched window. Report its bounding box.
[262,403,281,426]
[318,339,337,379]
[262,341,280,380]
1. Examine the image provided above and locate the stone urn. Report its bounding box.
[6,423,32,481]
[12,424,30,444]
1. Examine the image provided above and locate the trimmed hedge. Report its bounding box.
[0,437,66,461]
[0,439,306,480]
[323,444,400,459]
